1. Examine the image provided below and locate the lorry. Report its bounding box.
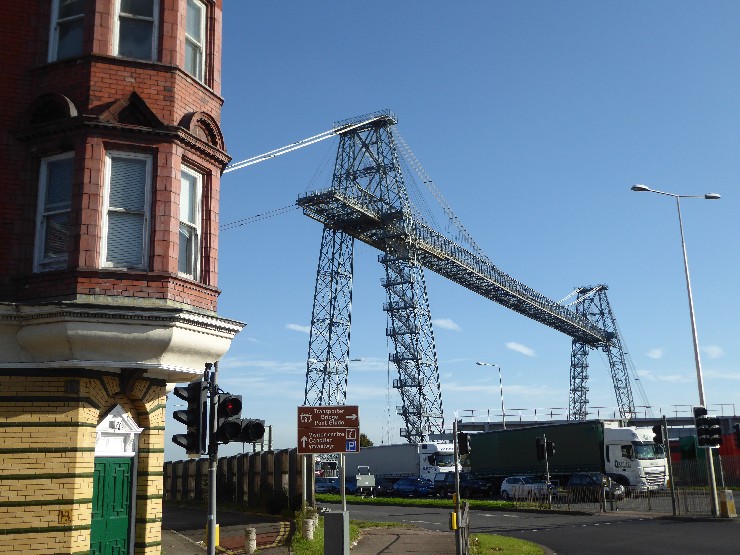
[344,441,456,482]
[468,420,668,493]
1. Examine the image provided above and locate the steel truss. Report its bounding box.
[569,285,636,420]
[298,111,634,439]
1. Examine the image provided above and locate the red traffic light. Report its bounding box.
[218,395,242,417]
[216,394,243,444]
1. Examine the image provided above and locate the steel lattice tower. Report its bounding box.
[304,226,354,406]
[569,285,636,420]
[302,113,444,441]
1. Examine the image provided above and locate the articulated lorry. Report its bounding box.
[344,442,456,481]
[469,420,668,492]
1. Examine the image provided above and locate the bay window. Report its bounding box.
[115,0,159,61]
[34,153,74,272]
[49,0,85,61]
[179,166,201,279]
[103,152,152,269]
[185,0,206,82]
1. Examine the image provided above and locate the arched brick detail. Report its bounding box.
[25,93,78,126]
[179,111,225,151]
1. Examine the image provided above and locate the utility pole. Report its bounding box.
[207,362,218,555]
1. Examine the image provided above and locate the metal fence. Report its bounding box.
[504,455,740,516]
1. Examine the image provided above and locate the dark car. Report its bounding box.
[567,472,625,502]
[374,478,396,497]
[393,477,434,497]
[433,472,490,498]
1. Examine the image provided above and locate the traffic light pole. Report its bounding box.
[543,433,552,507]
[207,362,218,555]
[452,418,462,555]
[662,416,677,516]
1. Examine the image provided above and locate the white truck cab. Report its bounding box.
[419,442,456,481]
[602,423,668,491]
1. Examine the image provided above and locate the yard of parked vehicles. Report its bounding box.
[315,471,719,517]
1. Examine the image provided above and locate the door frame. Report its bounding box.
[95,405,143,555]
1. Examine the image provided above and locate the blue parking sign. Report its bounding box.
[346,440,357,452]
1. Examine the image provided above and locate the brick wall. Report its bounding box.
[0,371,167,555]
[0,0,227,311]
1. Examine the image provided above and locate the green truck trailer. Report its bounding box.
[469,420,668,492]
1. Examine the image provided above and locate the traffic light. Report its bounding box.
[215,394,243,443]
[172,379,207,455]
[652,424,664,445]
[457,431,470,455]
[701,416,722,447]
[546,440,555,458]
[734,423,740,450]
[240,419,266,443]
[694,406,722,448]
[536,437,546,461]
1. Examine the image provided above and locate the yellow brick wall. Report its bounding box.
[0,371,167,555]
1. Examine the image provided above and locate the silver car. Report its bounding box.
[500,475,551,500]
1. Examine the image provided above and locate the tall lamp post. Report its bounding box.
[475,361,505,429]
[630,184,721,516]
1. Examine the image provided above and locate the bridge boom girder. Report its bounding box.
[297,190,611,346]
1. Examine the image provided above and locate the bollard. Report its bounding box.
[324,511,349,554]
[719,490,737,518]
[303,516,314,540]
[245,527,257,554]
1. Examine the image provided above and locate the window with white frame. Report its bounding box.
[49,0,85,61]
[115,0,159,61]
[103,152,152,269]
[35,153,74,272]
[179,166,201,278]
[184,0,206,82]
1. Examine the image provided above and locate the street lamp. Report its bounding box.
[631,183,721,515]
[475,361,506,429]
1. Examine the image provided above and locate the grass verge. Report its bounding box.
[315,493,548,511]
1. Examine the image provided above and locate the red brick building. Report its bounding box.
[0,2,241,553]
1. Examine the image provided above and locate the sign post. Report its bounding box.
[298,405,359,555]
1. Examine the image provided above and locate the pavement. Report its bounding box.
[161,503,461,554]
[161,524,457,554]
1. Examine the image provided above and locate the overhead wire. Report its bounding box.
[220,204,300,230]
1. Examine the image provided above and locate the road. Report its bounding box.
[320,502,739,554]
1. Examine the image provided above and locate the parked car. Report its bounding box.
[374,477,397,497]
[433,472,490,497]
[393,477,434,497]
[567,472,625,501]
[315,477,339,494]
[499,475,552,500]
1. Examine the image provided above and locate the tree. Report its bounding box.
[360,433,373,447]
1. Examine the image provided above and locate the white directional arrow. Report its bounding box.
[301,436,308,447]
[346,414,358,420]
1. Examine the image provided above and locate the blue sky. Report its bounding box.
[166,1,740,460]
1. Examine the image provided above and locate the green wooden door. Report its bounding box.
[91,457,132,555]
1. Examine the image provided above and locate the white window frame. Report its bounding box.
[48,0,85,62]
[184,0,206,82]
[113,0,159,61]
[34,152,75,272]
[178,165,202,279]
[101,151,152,270]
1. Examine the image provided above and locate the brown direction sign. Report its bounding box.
[297,405,360,454]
